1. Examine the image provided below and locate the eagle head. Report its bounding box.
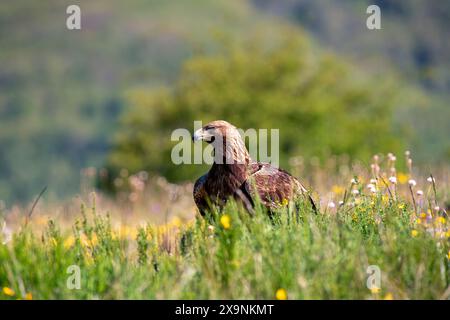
[192,120,249,164]
[192,120,239,143]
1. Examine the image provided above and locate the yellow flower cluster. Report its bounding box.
[2,287,14,296]
[332,185,345,196]
[1,287,32,300]
[275,288,287,300]
[397,172,408,185]
[220,214,231,230]
[370,286,381,294]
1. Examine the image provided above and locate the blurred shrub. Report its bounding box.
[106,33,403,185]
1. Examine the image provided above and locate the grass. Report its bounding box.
[0,155,449,299]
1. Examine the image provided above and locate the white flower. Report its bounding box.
[350,178,357,185]
[327,202,336,209]
[370,179,377,184]
[427,176,435,183]
[1,222,12,245]
[434,206,440,212]
[387,153,396,161]
[408,179,417,187]
[338,201,344,206]
[416,190,423,196]
[351,189,360,195]
[388,176,397,184]
[366,183,377,193]
[405,150,410,157]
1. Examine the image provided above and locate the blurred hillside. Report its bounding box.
[0,0,448,205]
[254,0,450,160]
[0,0,265,203]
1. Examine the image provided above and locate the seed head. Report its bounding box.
[408,179,417,187]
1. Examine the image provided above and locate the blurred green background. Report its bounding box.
[0,0,449,205]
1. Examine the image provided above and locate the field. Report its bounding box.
[1,153,449,300]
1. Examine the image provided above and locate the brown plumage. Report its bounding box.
[192,120,316,215]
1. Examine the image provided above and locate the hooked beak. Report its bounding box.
[192,128,214,142]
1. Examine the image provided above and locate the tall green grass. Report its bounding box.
[1,193,449,299]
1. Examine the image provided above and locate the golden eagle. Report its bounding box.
[192,120,316,215]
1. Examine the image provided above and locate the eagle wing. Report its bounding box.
[193,163,316,215]
[243,162,313,210]
[193,174,208,216]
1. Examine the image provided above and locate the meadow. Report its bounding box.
[0,152,449,300]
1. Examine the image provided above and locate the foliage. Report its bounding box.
[1,191,449,299]
[108,34,403,184]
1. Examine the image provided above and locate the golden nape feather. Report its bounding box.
[192,120,316,216]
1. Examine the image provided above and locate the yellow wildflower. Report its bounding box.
[370,286,380,294]
[130,228,138,240]
[436,217,446,224]
[384,293,393,300]
[397,172,408,185]
[411,230,418,237]
[398,203,405,210]
[275,288,288,300]
[90,233,98,246]
[220,214,231,230]
[419,212,426,219]
[119,225,131,239]
[446,230,450,238]
[170,216,182,228]
[332,185,345,196]
[25,292,32,300]
[2,287,15,296]
[281,198,289,207]
[447,250,450,260]
[64,236,75,249]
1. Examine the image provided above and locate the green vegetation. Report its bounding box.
[108,34,402,184]
[1,189,449,299]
